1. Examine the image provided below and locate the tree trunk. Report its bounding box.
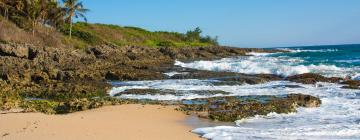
[32,21,35,36]
[4,8,8,20]
[69,17,73,39]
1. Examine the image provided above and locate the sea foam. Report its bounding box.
[175,54,360,78]
[278,48,339,53]
[109,79,360,139]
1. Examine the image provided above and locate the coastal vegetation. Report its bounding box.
[62,0,89,38]
[0,0,218,48]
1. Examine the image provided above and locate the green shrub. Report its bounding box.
[186,27,202,42]
[0,39,8,44]
[157,41,176,47]
[200,35,219,46]
[68,23,218,48]
[21,100,59,114]
[124,26,149,32]
[60,24,102,45]
[0,89,21,110]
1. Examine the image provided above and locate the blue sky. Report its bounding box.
[83,0,360,48]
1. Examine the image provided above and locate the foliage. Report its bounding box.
[19,97,127,114]
[17,84,108,103]
[157,41,176,47]
[61,24,101,45]
[21,100,60,114]
[69,23,219,47]
[186,27,202,42]
[62,0,89,38]
[0,0,218,48]
[0,0,67,33]
[200,35,219,46]
[0,85,21,110]
[186,27,219,45]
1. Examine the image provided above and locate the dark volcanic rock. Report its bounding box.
[179,94,321,122]
[286,73,360,89]
[341,80,360,89]
[114,89,231,96]
[168,67,282,85]
[0,41,285,111]
[286,73,343,84]
[0,43,29,58]
[287,94,321,107]
[213,74,282,85]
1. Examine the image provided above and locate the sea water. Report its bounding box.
[110,44,360,139]
[176,44,360,79]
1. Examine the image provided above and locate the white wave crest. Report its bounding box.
[279,48,339,53]
[353,74,360,80]
[175,56,359,78]
[246,52,274,56]
[108,79,360,139]
[335,59,360,63]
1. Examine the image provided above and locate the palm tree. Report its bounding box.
[0,0,11,19]
[1,0,67,33]
[62,0,88,38]
[46,2,66,29]
[16,0,44,36]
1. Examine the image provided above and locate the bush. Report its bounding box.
[61,24,102,45]
[124,26,148,32]
[21,100,59,114]
[185,27,218,46]
[186,27,202,42]
[200,35,219,46]
[157,41,176,47]
[0,88,21,110]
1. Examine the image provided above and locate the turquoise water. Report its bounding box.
[175,44,360,79]
[274,44,360,67]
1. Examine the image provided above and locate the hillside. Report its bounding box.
[68,23,218,48]
[0,16,218,49]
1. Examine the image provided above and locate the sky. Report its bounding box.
[83,0,360,48]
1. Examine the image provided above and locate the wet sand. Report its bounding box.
[0,104,202,140]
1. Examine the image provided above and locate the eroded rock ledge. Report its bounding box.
[286,73,360,89]
[178,94,321,122]
[0,42,280,111]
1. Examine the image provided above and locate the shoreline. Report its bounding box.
[0,104,203,140]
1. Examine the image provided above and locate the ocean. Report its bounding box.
[110,44,360,139]
[176,44,360,79]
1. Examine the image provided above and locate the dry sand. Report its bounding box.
[0,104,203,140]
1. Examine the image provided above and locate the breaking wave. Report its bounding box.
[109,79,360,139]
[175,55,360,79]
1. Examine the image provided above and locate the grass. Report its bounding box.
[66,22,217,48]
[0,16,88,49]
[1,15,217,49]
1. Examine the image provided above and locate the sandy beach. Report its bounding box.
[0,104,202,140]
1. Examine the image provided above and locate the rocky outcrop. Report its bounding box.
[0,43,29,58]
[166,66,282,85]
[1,42,280,109]
[178,94,321,122]
[114,89,231,96]
[285,73,360,89]
[159,46,280,61]
[286,73,343,84]
[341,80,360,89]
